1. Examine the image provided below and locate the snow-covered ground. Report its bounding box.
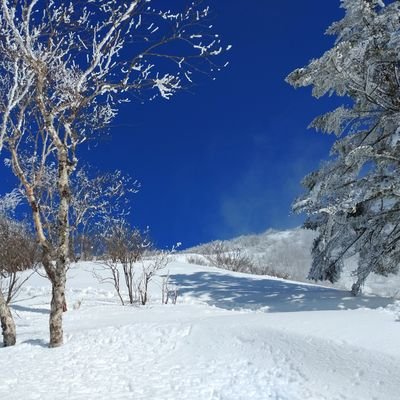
[189,228,400,298]
[2,260,400,400]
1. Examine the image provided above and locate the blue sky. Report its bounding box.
[2,1,345,249]
[87,1,345,248]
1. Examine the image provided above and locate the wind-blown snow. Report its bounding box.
[1,261,399,400]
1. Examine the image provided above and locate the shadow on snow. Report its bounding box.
[11,304,50,315]
[21,338,48,348]
[170,272,393,312]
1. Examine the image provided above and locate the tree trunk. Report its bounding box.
[49,151,71,348]
[351,267,370,296]
[49,269,66,347]
[0,289,16,347]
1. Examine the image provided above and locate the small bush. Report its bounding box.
[96,221,152,305]
[96,219,177,306]
[186,255,210,266]
[0,215,39,304]
[253,264,291,280]
[200,241,256,273]
[137,249,171,305]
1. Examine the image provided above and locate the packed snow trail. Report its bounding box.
[1,261,399,400]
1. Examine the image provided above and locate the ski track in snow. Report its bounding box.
[1,261,400,400]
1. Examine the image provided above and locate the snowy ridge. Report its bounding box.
[187,228,400,298]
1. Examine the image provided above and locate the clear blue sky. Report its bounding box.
[2,1,345,249]
[87,1,345,248]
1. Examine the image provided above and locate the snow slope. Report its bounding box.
[1,261,400,400]
[188,228,400,298]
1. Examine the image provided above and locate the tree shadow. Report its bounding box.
[21,339,48,348]
[170,272,393,312]
[11,304,50,315]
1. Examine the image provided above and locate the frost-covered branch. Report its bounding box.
[0,0,227,346]
[287,0,400,294]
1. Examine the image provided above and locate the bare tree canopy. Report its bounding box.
[0,0,227,346]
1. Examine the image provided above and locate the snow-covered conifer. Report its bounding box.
[286,0,400,294]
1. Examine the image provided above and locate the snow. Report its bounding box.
[2,260,400,400]
[188,228,400,298]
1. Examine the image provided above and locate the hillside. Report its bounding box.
[186,228,400,298]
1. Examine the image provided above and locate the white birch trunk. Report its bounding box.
[0,288,16,347]
[49,152,70,347]
[49,268,66,347]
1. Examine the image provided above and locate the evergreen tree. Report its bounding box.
[286,0,400,295]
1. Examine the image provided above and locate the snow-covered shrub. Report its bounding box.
[161,273,178,305]
[186,255,210,267]
[0,214,38,347]
[137,249,172,305]
[0,215,38,304]
[96,221,177,306]
[96,222,151,305]
[201,242,256,273]
[251,263,291,280]
[187,229,316,281]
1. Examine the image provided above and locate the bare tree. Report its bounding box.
[0,215,38,347]
[0,0,227,347]
[97,220,174,306]
[98,221,152,305]
[69,168,138,261]
[33,164,139,261]
[137,249,172,306]
[161,272,178,305]
[94,260,126,306]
